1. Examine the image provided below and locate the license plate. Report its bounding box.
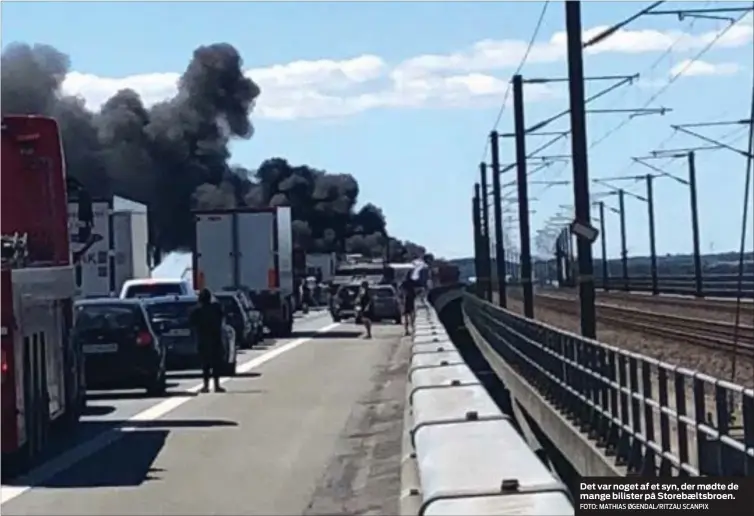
[165,328,191,337]
[83,343,118,354]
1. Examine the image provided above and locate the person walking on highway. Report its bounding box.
[400,273,417,336]
[357,280,373,339]
[190,288,226,393]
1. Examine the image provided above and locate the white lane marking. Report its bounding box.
[0,321,341,506]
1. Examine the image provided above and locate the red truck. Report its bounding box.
[1,115,92,476]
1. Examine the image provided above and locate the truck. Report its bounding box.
[192,207,295,337]
[306,252,337,283]
[1,115,91,476]
[67,197,150,298]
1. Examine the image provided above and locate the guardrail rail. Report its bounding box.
[463,292,754,478]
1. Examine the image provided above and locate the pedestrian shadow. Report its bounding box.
[5,419,237,488]
[167,371,262,381]
[291,330,363,339]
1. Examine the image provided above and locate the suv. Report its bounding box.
[73,298,167,395]
[330,283,362,322]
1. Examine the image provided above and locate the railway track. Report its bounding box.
[533,294,754,358]
[554,287,754,316]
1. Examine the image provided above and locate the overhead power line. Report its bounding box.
[478,0,551,163]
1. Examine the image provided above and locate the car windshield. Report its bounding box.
[339,286,360,299]
[215,296,241,317]
[371,287,395,298]
[125,283,184,298]
[75,304,140,332]
[145,301,194,329]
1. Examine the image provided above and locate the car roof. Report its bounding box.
[75,298,144,307]
[122,278,189,287]
[140,294,199,305]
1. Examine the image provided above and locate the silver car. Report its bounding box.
[367,285,403,324]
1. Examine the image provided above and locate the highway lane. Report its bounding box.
[1,313,410,515]
[0,310,336,484]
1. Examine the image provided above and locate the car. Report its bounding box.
[120,278,193,299]
[73,298,167,395]
[330,283,362,322]
[142,295,238,376]
[225,288,265,344]
[215,291,256,349]
[366,284,403,324]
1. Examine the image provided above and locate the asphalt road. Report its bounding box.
[1,310,410,516]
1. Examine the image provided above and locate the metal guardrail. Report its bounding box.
[593,275,754,299]
[400,302,574,516]
[464,292,754,477]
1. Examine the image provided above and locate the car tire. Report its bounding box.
[146,369,167,396]
[395,316,402,324]
[332,314,341,323]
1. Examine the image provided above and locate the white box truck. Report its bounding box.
[67,196,150,298]
[192,207,295,337]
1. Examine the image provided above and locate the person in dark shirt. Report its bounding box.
[189,288,226,393]
[401,273,417,336]
[357,281,373,339]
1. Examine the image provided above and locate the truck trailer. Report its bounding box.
[1,115,90,476]
[192,207,295,337]
[67,198,150,298]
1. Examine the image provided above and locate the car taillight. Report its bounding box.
[136,330,153,347]
[1,349,8,383]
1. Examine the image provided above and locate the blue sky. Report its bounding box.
[3,1,752,259]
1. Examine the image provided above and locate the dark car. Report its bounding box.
[226,289,264,345]
[215,291,256,349]
[330,283,362,322]
[73,298,167,395]
[367,285,403,324]
[143,295,238,375]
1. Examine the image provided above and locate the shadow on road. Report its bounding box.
[167,371,262,381]
[87,389,197,402]
[291,330,363,339]
[82,404,116,417]
[3,419,237,488]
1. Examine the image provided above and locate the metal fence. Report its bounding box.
[464,292,754,477]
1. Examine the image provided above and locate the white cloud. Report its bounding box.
[669,59,741,77]
[61,13,752,120]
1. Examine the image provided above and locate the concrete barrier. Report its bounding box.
[400,300,575,515]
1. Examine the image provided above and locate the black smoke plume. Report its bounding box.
[1,42,427,260]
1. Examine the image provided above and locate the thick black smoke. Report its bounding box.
[1,42,427,260]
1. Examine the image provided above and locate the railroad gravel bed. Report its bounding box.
[549,289,753,324]
[505,296,754,388]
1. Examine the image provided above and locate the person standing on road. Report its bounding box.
[190,288,226,393]
[401,273,417,336]
[357,281,373,339]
